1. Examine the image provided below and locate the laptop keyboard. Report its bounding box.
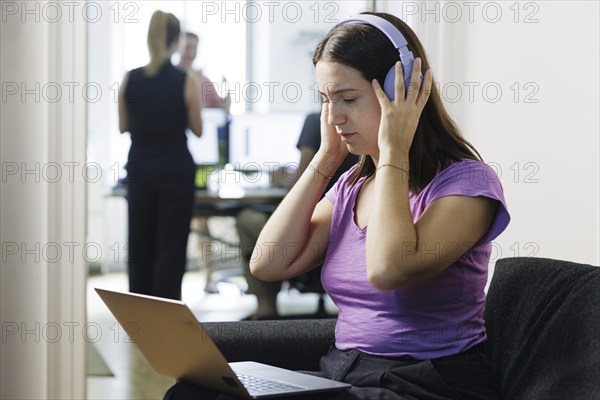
[236,373,305,395]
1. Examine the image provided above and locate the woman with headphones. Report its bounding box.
[166,11,509,399]
[119,10,202,301]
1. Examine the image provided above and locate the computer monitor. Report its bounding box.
[192,111,306,189]
[228,111,305,171]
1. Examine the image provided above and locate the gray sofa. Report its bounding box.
[198,257,600,399]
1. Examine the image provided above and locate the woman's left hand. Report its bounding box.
[372,58,433,157]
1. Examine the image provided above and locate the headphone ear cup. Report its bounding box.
[383,64,413,101]
[383,66,396,101]
[383,63,423,101]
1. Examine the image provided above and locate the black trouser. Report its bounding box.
[163,342,502,399]
[126,141,195,300]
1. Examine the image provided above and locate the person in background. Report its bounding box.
[118,10,201,300]
[236,112,358,320]
[177,32,231,112]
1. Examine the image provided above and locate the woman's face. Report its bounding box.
[315,60,382,159]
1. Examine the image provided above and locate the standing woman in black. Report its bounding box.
[118,10,202,300]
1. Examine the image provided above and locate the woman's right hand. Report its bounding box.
[317,102,349,174]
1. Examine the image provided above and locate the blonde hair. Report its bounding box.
[146,10,180,76]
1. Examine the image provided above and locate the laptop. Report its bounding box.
[95,288,350,399]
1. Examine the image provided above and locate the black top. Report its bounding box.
[125,61,188,144]
[296,112,360,194]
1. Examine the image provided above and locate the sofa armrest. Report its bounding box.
[202,319,336,371]
[485,257,600,399]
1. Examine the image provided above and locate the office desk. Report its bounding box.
[106,184,288,291]
[108,184,288,217]
[193,187,288,217]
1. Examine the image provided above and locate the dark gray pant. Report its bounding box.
[164,343,501,399]
[127,142,195,300]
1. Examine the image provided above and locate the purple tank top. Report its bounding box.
[322,159,510,359]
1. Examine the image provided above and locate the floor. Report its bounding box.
[87,230,338,399]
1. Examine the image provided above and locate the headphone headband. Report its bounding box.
[331,14,420,100]
[335,15,410,53]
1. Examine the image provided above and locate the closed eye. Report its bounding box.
[321,96,356,104]
[319,88,359,104]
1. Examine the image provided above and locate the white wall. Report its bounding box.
[381,1,599,266]
[1,5,87,399]
[1,16,50,399]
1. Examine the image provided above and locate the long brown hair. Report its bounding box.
[146,10,180,76]
[313,12,482,194]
